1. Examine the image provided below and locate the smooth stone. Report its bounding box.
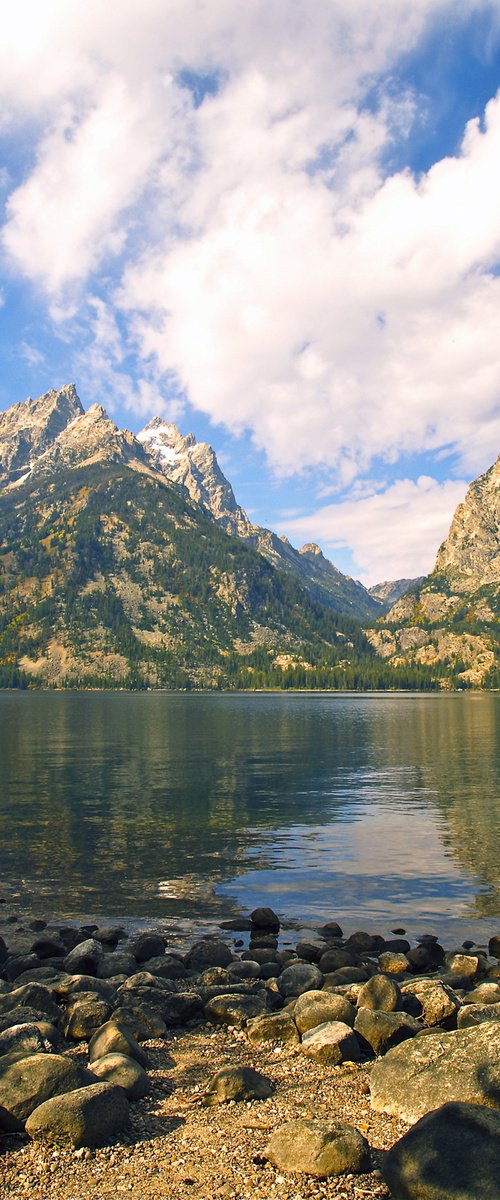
[318,949,356,973]
[98,952,137,978]
[356,974,401,1012]
[63,939,104,976]
[318,922,343,939]
[382,1101,500,1200]
[131,933,166,963]
[204,992,268,1028]
[488,935,500,959]
[25,1081,129,1148]
[249,907,280,932]
[278,963,323,998]
[111,1004,167,1040]
[294,990,355,1033]
[88,1021,150,1068]
[0,1052,90,1131]
[185,940,233,972]
[89,1052,150,1100]
[444,953,482,980]
[370,1021,500,1123]
[265,1118,370,1178]
[300,1020,360,1065]
[0,983,60,1022]
[462,982,500,1005]
[203,1065,274,1105]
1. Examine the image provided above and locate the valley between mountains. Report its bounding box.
[0,386,498,690]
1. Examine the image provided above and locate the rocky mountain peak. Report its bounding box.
[434,455,500,590]
[138,417,248,530]
[0,383,84,483]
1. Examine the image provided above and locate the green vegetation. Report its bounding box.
[0,461,495,691]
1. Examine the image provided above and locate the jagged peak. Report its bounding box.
[299,542,323,558]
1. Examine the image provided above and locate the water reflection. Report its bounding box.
[0,692,498,937]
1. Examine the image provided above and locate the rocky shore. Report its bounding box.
[1,907,500,1200]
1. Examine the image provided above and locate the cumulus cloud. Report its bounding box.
[281,476,469,585]
[0,0,499,582]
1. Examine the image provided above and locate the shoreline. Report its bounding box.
[1,906,499,1199]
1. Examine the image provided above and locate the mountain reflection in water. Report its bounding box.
[0,692,498,939]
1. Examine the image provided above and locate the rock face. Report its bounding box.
[382,1101,500,1200]
[366,452,499,687]
[370,1021,500,1123]
[368,577,425,608]
[137,419,380,620]
[434,455,500,588]
[0,384,83,485]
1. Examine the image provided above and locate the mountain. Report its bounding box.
[138,418,381,620]
[1,386,497,691]
[0,384,83,485]
[1,386,410,691]
[368,577,424,608]
[366,456,499,687]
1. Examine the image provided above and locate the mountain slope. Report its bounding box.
[1,390,408,690]
[138,418,381,620]
[366,456,499,687]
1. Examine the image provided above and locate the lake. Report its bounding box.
[0,691,498,943]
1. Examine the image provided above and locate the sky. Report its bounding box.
[1,1,500,587]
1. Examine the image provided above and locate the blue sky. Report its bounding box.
[1,1,500,585]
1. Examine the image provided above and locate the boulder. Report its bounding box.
[400,978,461,1027]
[462,982,500,1006]
[143,954,188,980]
[265,1118,370,1177]
[204,993,268,1028]
[377,951,410,976]
[89,1052,150,1100]
[0,983,60,1022]
[488,935,500,959]
[203,1066,274,1105]
[63,939,104,976]
[356,974,401,1012]
[0,1052,90,1131]
[370,1021,500,1123]
[318,949,356,974]
[354,1007,420,1056]
[300,1020,360,1065]
[25,1081,129,1147]
[250,907,280,932]
[278,963,323,998]
[382,1101,500,1200]
[457,1002,500,1030]
[185,941,233,972]
[0,1023,48,1058]
[246,1012,300,1045]
[88,1021,150,1068]
[63,997,113,1041]
[444,953,482,981]
[131,933,166,963]
[111,1004,167,1040]
[98,952,137,978]
[294,990,356,1033]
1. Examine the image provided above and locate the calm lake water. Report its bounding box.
[0,691,498,943]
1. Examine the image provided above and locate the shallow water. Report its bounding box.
[0,691,498,941]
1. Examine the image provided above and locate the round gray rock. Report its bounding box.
[0,1052,90,1131]
[203,1066,274,1105]
[89,1052,150,1100]
[279,963,323,998]
[25,1081,129,1147]
[265,1118,370,1177]
[294,990,355,1033]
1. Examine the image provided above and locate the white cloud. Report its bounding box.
[281,476,469,585]
[0,0,499,502]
